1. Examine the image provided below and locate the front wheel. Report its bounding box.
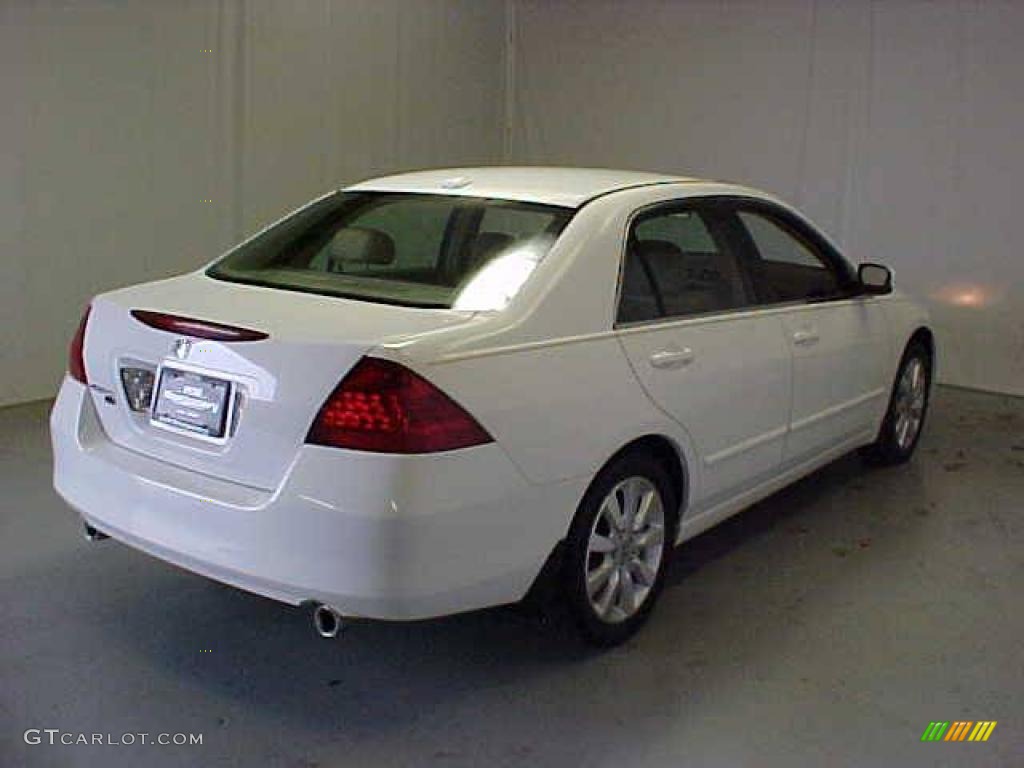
[861,341,931,465]
[563,451,677,646]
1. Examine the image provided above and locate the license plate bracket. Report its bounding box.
[150,364,235,442]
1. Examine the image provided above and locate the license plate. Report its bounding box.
[151,365,234,440]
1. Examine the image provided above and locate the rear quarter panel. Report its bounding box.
[420,337,697,492]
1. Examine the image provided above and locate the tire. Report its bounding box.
[861,340,932,466]
[563,449,678,647]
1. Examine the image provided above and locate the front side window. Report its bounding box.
[618,206,751,324]
[736,210,844,303]
[208,193,572,309]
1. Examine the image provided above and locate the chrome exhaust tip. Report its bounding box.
[83,523,109,542]
[312,604,344,638]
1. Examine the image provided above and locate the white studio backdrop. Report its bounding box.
[511,0,1024,397]
[2,0,1022,405]
[0,0,505,406]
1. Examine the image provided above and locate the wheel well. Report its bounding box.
[610,435,687,514]
[520,435,688,612]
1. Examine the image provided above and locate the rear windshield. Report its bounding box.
[207,192,574,309]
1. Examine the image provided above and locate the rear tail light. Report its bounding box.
[68,305,91,384]
[306,357,493,454]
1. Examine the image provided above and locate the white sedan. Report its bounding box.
[50,167,933,645]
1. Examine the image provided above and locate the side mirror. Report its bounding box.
[858,262,893,295]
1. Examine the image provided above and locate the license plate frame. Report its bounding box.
[150,363,236,444]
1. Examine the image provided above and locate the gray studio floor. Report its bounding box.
[1,386,1021,767]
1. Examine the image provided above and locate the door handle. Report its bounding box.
[649,347,695,369]
[792,330,820,347]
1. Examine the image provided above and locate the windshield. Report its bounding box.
[207,192,574,310]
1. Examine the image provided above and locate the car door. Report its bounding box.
[615,200,792,509]
[726,203,890,468]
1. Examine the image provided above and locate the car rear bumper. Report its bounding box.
[50,378,581,620]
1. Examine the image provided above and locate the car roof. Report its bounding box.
[344,166,704,208]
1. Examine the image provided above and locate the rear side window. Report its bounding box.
[208,192,572,309]
[736,211,843,303]
[618,207,752,324]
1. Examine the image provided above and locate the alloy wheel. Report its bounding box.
[584,476,666,623]
[894,357,927,451]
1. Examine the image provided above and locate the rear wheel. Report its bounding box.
[861,341,931,465]
[563,450,677,646]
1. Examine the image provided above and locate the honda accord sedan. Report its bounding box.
[51,167,933,645]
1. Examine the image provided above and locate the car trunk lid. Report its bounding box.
[83,272,471,490]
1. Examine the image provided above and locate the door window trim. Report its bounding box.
[720,197,858,304]
[613,195,862,331]
[613,198,757,328]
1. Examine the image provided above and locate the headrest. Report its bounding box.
[327,227,395,270]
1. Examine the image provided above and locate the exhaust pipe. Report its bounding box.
[312,604,344,638]
[83,523,109,542]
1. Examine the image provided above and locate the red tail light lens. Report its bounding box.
[306,357,493,453]
[69,305,91,384]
